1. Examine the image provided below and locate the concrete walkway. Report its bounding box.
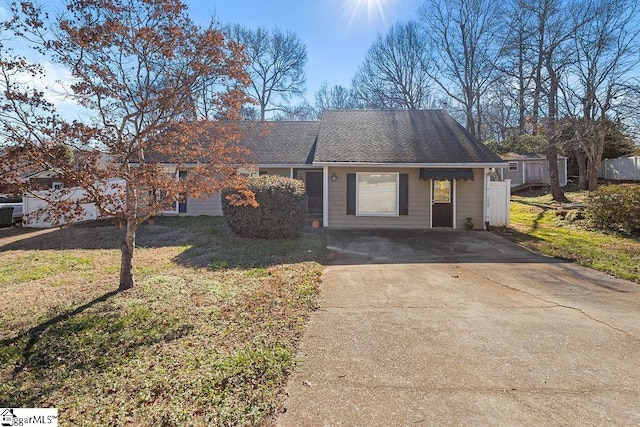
[277,230,640,426]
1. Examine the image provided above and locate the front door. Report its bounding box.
[305,172,323,216]
[432,179,453,227]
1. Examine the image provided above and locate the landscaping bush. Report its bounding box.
[585,184,640,233]
[222,175,308,239]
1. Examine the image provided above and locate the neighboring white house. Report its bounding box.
[500,153,568,188]
[23,179,125,228]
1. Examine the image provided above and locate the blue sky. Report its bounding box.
[0,0,425,117]
[196,0,425,102]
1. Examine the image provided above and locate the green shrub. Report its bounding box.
[585,184,640,233]
[222,175,308,239]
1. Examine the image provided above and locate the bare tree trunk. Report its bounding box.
[518,62,526,134]
[120,182,137,291]
[575,148,588,190]
[547,145,567,201]
[545,54,567,202]
[465,96,476,139]
[587,141,605,191]
[119,220,136,291]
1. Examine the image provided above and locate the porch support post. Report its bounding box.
[452,179,457,229]
[429,179,433,229]
[290,168,294,179]
[322,166,329,228]
[484,168,490,230]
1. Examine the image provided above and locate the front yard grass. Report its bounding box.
[500,192,640,283]
[0,216,324,426]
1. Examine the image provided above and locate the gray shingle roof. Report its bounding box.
[240,121,319,165]
[314,110,503,164]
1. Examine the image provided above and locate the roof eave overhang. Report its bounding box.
[312,161,508,168]
[257,163,318,168]
[130,162,315,168]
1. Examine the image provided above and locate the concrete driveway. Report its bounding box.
[277,230,640,426]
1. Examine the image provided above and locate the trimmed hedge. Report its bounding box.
[222,175,308,239]
[585,184,640,233]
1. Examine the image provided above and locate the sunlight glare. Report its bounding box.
[344,0,393,32]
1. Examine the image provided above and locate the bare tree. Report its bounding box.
[274,101,317,121]
[522,0,595,201]
[561,0,640,190]
[420,0,503,139]
[481,76,522,140]
[315,81,359,116]
[351,21,433,110]
[226,25,307,121]
[495,0,539,135]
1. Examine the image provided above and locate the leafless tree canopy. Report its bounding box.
[420,0,504,140]
[315,81,360,115]
[226,24,308,121]
[352,21,434,110]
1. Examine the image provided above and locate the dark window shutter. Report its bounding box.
[346,173,356,215]
[399,174,408,215]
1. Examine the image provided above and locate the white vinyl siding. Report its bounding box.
[327,167,486,229]
[455,169,484,229]
[328,167,429,228]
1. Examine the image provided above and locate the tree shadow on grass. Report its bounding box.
[0,216,223,252]
[491,225,547,247]
[2,290,120,375]
[0,288,193,408]
[172,231,326,270]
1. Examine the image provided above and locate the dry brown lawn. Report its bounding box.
[0,216,324,426]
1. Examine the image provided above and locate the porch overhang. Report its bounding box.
[420,168,475,181]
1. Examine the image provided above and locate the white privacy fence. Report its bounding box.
[23,179,125,228]
[487,179,511,227]
[599,156,640,181]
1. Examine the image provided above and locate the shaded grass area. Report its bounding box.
[498,193,640,283]
[0,216,325,426]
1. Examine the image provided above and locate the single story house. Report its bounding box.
[500,153,568,188]
[175,110,507,230]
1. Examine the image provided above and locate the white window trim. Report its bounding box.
[508,162,518,171]
[356,172,400,217]
[52,181,64,190]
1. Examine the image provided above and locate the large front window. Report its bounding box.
[356,172,399,216]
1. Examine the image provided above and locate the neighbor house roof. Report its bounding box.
[239,121,319,166]
[314,110,503,165]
